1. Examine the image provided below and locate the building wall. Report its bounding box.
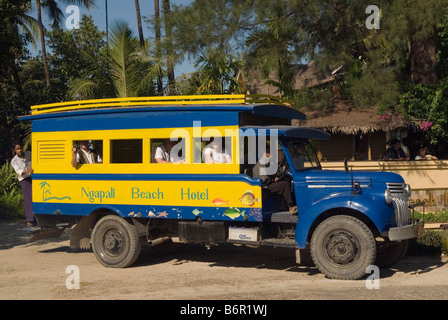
[318,134,353,161]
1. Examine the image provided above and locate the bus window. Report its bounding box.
[110,139,142,163]
[72,140,103,166]
[151,138,185,163]
[194,137,232,164]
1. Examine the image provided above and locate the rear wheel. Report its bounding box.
[92,215,141,268]
[310,215,376,280]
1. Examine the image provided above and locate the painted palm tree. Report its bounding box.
[39,181,51,201]
[33,0,96,87]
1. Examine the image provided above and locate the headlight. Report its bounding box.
[385,189,392,204]
[405,184,412,196]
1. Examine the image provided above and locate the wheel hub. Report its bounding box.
[327,233,358,265]
[103,229,124,256]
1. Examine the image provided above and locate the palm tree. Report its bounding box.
[70,20,156,99]
[108,20,150,97]
[33,0,96,87]
[154,0,163,94]
[163,0,175,94]
[194,48,243,94]
[134,0,145,49]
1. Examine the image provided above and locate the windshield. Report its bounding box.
[284,139,321,171]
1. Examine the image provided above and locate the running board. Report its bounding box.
[28,223,69,242]
[270,211,298,224]
[227,238,298,248]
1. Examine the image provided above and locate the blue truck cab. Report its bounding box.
[23,95,423,280]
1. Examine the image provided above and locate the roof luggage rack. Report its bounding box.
[30,94,292,115]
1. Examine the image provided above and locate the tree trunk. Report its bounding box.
[154,0,163,94]
[134,0,145,49]
[411,28,438,84]
[36,0,51,87]
[163,0,175,95]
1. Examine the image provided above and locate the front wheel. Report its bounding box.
[92,215,141,268]
[310,215,376,280]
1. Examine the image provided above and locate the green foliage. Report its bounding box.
[408,230,448,256]
[401,80,448,145]
[0,162,24,221]
[194,48,243,94]
[108,20,156,98]
[0,162,20,195]
[413,211,448,223]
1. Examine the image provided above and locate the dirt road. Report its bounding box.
[1,222,447,301]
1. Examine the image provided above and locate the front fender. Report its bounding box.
[295,192,395,248]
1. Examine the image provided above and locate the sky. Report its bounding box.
[28,0,195,76]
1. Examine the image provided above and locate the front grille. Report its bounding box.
[387,183,411,227]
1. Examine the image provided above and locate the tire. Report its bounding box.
[92,215,141,268]
[310,215,376,280]
[375,240,409,268]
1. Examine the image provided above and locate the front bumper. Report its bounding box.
[386,219,424,241]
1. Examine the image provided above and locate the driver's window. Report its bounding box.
[286,140,319,171]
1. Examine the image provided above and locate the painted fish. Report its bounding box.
[192,209,203,216]
[148,211,157,218]
[211,198,230,206]
[239,191,259,207]
[223,207,245,220]
[157,211,168,218]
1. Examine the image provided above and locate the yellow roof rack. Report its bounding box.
[30,94,292,116]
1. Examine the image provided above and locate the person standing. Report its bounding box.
[11,144,35,226]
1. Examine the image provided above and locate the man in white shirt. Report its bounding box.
[71,141,102,167]
[154,140,185,163]
[11,144,34,226]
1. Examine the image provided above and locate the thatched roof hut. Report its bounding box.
[296,99,412,135]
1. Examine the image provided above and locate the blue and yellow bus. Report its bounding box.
[21,94,422,280]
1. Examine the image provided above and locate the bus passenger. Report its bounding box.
[71,141,102,167]
[204,141,231,164]
[154,140,184,163]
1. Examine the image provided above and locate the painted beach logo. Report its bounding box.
[40,181,71,202]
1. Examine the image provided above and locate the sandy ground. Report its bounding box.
[1,221,447,301]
